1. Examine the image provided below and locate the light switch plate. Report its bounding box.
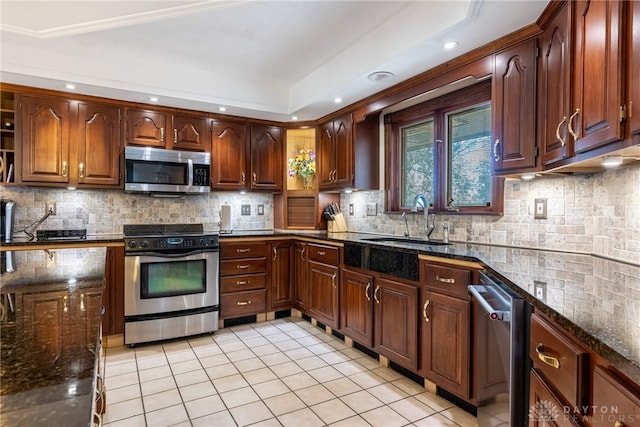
[349,204,354,215]
[534,198,547,219]
[241,204,251,215]
[366,203,377,216]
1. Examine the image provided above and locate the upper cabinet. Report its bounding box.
[538,1,573,166]
[629,0,640,138]
[211,120,248,190]
[0,91,16,184]
[492,38,538,173]
[126,108,209,151]
[571,0,625,153]
[249,124,283,191]
[318,112,379,191]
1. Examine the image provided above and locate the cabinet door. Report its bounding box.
[294,242,308,310]
[308,260,339,329]
[374,277,418,371]
[422,290,470,399]
[572,0,624,153]
[20,290,68,366]
[333,114,353,188]
[538,2,573,166]
[492,38,538,173]
[103,246,125,336]
[21,96,71,183]
[631,1,640,137]
[76,102,121,187]
[591,366,640,427]
[341,269,374,347]
[126,109,167,147]
[270,240,294,310]
[211,120,247,190]
[249,124,282,191]
[529,369,580,427]
[172,114,209,152]
[317,121,335,188]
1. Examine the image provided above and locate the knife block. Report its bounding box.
[327,213,348,232]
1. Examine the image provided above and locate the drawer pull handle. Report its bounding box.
[237,301,252,306]
[535,344,560,369]
[365,283,371,302]
[236,280,248,285]
[614,422,625,427]
[236,264,250,269]
[423,299,430,322]
[318,251,326,256]
[436,275,455,284]
[374,285,380,304]
[236,248,251,253]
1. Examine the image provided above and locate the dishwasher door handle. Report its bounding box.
[468,285,511,322]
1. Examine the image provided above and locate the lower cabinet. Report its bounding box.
[219,241,267,319]
[293,242,308,310]
[341,268,374,347]
[529,369,580,427]
[591,366,640,427]
[269,240,294,310]
[374,276,419,371]
[308,257,340,329]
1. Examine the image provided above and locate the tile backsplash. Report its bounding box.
[2,163,638,264]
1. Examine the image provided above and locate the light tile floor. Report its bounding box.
[103,317,479,427]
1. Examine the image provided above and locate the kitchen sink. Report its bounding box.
[362,237,450,246]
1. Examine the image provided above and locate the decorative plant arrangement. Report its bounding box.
[288,149,316,189]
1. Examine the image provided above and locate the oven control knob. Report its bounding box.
[127,240,138,249]
[200,238,206,246]
[140,240,150,248]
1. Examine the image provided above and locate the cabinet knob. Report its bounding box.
[493,139,501,162]
[568,108,580,141]
[535,343,560,369]
[79,162,84,179]
[555,117,567,147]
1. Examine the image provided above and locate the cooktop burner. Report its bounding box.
[123,223,204,237]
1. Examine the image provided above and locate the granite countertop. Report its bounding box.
[0,278,104,427]
[3,229,638,385]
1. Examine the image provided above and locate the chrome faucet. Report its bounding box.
[402,212,410,238]
[412,194,432,240]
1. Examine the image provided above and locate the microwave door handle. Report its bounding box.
[188,159,194,187]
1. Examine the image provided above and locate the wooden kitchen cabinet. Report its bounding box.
[0,90,16,184]
[318,113,353,189]
[211,120,248,190]
[340,268,374,347]
[249,124,283,191]
[374,276,419,371]
[103,245,125,336]
[269,240,294,310]
[538,1,574,166]
[591,366,640,426]
[629,0,640,138]
[571,0,625,153]
[307,243,340,329]
[529,369,580,427]
[126,108,209,151]
[219,240,267,319]
[492,38,538,173]
[294,241,308,310]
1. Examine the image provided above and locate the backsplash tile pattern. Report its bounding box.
[343,164,640,264]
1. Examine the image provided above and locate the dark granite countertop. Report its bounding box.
[0,278,104,427]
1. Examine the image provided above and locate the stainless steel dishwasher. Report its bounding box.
[469,272,532,427]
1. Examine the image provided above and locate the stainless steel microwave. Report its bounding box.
[125,146,211,195]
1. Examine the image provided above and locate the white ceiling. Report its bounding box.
[0,0,548,122]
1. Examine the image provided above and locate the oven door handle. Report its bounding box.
[468,285,511,322]
[127,249,210,258]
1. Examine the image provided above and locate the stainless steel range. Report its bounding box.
[123,224,219,346]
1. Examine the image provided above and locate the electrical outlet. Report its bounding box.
[45,251,57,268]
[45,201,56,215]
[349,204,354,216]
[534,198,547,219]
[241,204,251,215]
[257,204,264,215]
[366,203,377,216]
[534,280,547,301]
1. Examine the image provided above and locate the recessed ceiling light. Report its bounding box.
[334,97,342,104]
[443,41,458,50]
[218,106,227,112]
[149,96,159,102]
[65,83,76,90]
[291,116,298,121]
[601,156,623,168]
[367,71,395,83]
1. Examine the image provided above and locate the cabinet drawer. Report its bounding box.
[423,263,471,298]
[220,274,266,293]
[592,366,640,426]
[308,244,339,264]
[530,313,589,410]
[220,289,266,318]
[220,258,266,276]
[220,241,267,259]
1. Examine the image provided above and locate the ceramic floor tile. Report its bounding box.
[340,390,385,413]
[242,366,279,385]
[184,394,226,419]
[138,364,173,383]
[105,347,137,365]
[105,371,140,390]
[212,373,249,392]
[294,384,336,406]
[134,345,165,360]
[218,340,248,353]
[173,368,209,387]
[192,343,223,359]
[163,340,192,353]
[250,417,285,427]
[105,383,141,405]
[169,358,203,375]
[225,348,256,362]
[144,403,189,427]
[252,378,291,399]
[205,362,239,380]
[198,353,231,368]
[354,355,382,370]
[274,339,303,351]
[105,360,138,377]
[191,409,236,427]
[348,371,387,389]
[135,354,168,371]
[391,376,427,396]
[263,391,307,416]
[280,372,319,391]
[327,415,372,427]
[311,398,357,424]
[269,360,304,378]
[142,388,182,413]
[179,379,217,402]
[388,395,438,422]
[102,397,144,424]
[284,347,316,361]
[220,386,260,408]
[441,406,480,427]
[323,376,362,397]
[296,336,325,347]
[319,350,351,365]
[259,351,292,366]
[277,407,325,427]
[414,391,455,412]
[103,415,146,427]
[234,356,267,372]
[371,365,405,382]
[306,342,336,355]
[251,343,282,357]
[413,413,460,426]
[229,400,274,426]
[360,405,410,427]
[266,332,292,343]
[294,354,328,370]
[140,376,177,396]
[368,383,410,404]
[241,336,271,348]
[332,359,368,376]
